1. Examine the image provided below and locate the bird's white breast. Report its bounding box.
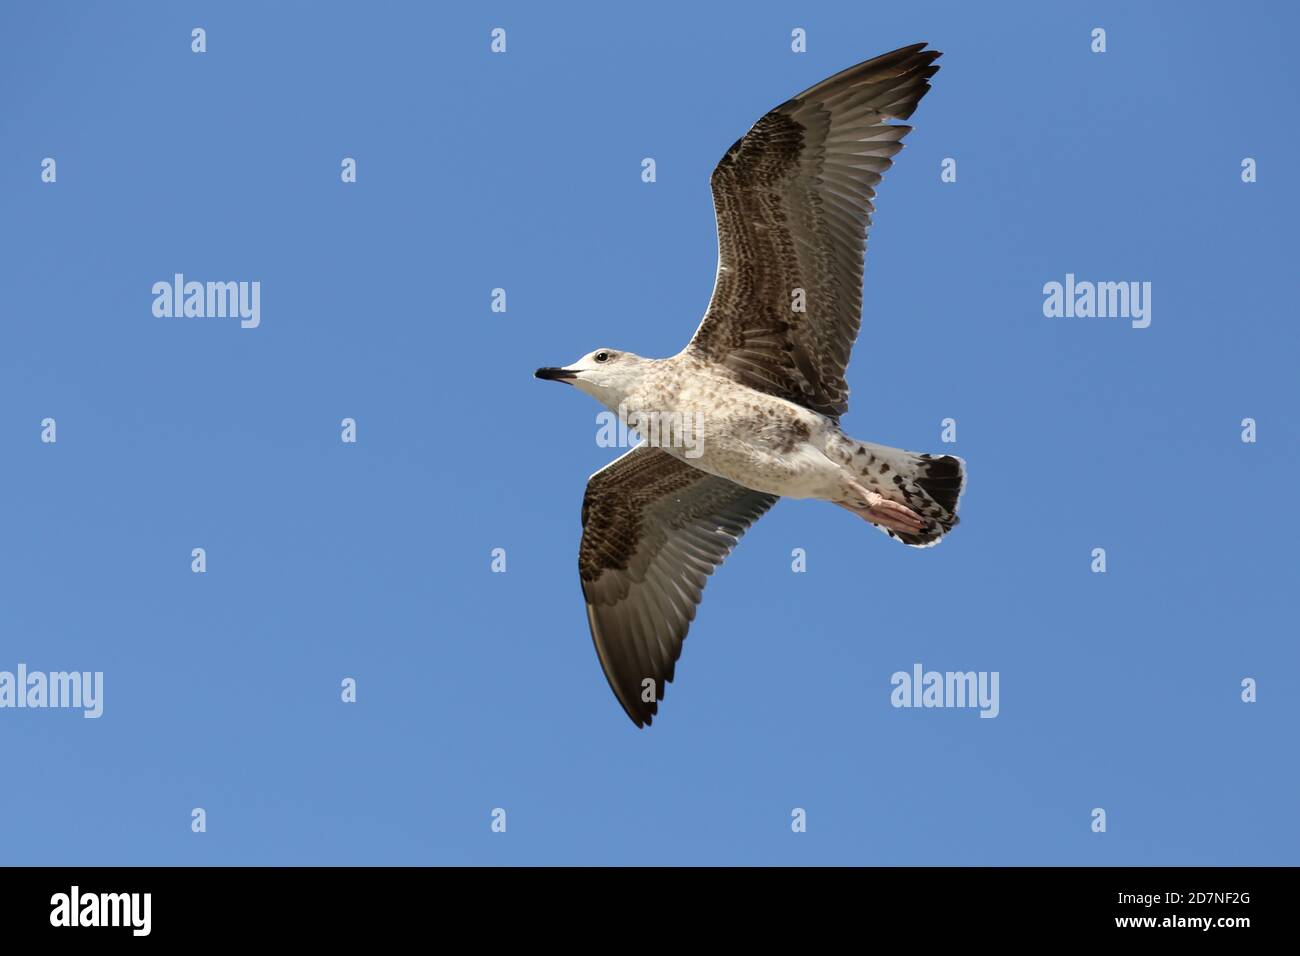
[621,361,845,499]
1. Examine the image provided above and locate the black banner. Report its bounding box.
[0,866,1280,940]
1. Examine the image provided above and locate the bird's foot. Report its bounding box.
[862,492,927,534]
[841,482,927,535]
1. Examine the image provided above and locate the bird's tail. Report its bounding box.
[844,441,966,547]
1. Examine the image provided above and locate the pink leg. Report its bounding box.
[839,479,927,535]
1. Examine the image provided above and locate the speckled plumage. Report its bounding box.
[537,43,966,727]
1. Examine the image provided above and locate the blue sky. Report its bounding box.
[1,1,1296,865]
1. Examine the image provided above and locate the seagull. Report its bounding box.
[536,43,964,727]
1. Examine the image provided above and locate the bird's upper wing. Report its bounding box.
[687,43,941,418]
[579,445,778,727]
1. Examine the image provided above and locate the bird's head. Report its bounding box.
[535,348,649,407]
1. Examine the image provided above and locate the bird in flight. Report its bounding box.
[536,43,964,727]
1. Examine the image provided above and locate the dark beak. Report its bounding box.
[535,367,578,383]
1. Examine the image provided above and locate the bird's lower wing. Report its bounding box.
[579,446,778,727]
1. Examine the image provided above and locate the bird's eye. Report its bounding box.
[594,351,611,363]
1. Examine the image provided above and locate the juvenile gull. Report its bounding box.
[536,43,964,727]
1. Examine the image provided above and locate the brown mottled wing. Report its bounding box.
[579,446,778,727]
[688,43,941,418]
